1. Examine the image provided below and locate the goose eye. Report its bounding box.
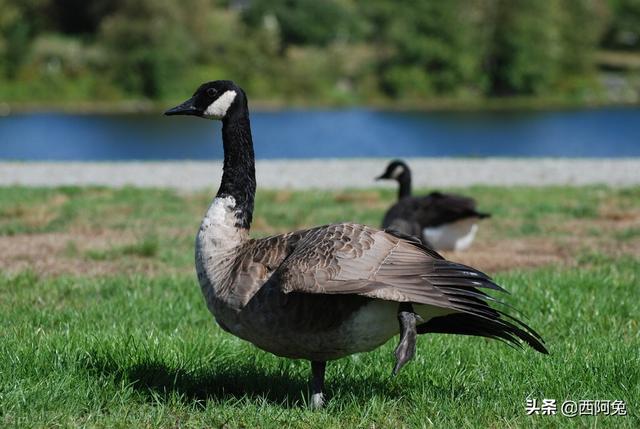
[206,88,217,98]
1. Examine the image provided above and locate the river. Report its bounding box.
[1,107,639,160]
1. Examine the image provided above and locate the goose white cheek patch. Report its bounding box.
[204,90,237,119]
[391,165,404,179]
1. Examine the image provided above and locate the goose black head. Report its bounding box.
[376,159,410,182]
[165,80,246,121]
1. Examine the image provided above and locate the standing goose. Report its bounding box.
[376,160,491,251]
[165,81,547,409]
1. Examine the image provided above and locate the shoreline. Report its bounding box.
[1,158,639,190]
[2,97,639,116]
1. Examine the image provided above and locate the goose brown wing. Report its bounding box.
[269,223,546,353]
[273,223,500,306]
[228,228,317,305]
[229,225,340,305]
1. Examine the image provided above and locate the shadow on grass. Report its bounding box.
[82,352,403,408]
[125,361,307,407]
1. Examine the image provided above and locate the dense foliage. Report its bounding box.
[0,0,638,104]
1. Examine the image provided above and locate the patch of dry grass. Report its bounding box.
[0,185,638,277]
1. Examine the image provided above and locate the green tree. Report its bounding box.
[485,0,608,96]
[0,0,50,78]
[46,0,118,35]
[603,0,640,50]
[485,0,563,95]
[558,0,609,78]
[360,0,485,98]
[98,0,195,98]
[243,0,364,48]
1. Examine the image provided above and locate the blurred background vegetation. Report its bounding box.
[0,0,639,107]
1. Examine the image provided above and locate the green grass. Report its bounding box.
[85,235,159,261]
[1,185,639,427]
[615,227,640,242]
[1,185,637,237]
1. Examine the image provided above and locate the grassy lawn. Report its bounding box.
[1,185,639,428]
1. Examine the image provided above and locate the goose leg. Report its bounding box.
[393,303,420,375]
[310,360,326,410]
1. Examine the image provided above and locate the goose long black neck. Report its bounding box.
[216,114,256,230]
[397,171,412,200]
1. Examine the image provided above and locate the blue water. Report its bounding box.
[0,107,639,160]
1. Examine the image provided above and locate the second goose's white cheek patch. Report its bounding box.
[204,90,237,119]
[390,166,404,179]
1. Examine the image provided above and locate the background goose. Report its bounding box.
[165,81,547,409]
[376,160,491,251]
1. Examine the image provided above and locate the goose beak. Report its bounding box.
[165,97,199,116]
[375,174,386,181]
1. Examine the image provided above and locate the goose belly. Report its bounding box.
[422,218,479,251]
[213,297,452,361]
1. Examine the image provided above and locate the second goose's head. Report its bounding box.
[376,159,410,183]
[165,80,247,121]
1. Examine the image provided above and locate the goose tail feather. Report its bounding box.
[417,312,548,354]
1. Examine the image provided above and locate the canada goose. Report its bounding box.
[165,81,547,409]
[376,160,491,251]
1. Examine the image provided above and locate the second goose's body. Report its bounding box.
[166,81,546,408]
[377,160,490,251]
